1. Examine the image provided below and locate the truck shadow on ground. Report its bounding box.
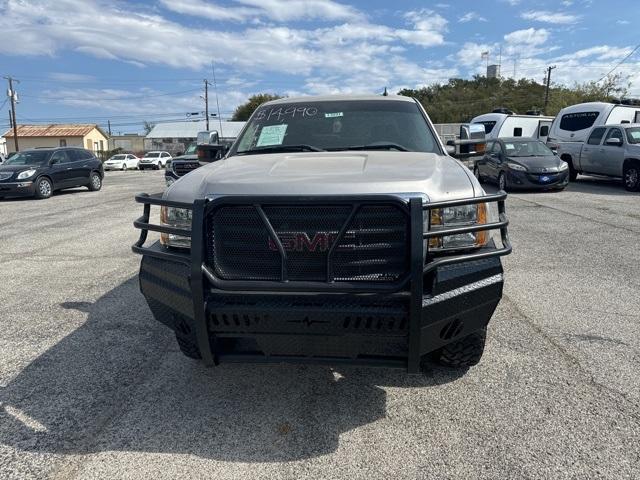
[0,277,465,462]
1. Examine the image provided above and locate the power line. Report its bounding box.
[596,43,640,83]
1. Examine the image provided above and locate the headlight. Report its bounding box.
[427,203,488,252]
[558,161,569,171]
[160,206,192,249]
[506,162,527,172]
[17,169,36,180]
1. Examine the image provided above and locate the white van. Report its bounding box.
[471,113,554,142]
[547,102,640,147]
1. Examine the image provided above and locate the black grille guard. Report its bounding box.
[132,192,511,372]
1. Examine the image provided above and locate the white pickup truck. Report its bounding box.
[556,123,640,191]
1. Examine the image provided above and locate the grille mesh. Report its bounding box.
[207,202,409,283]
[173,162,200,177]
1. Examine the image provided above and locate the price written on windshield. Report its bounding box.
[255,106,318,121]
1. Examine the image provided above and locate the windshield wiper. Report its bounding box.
[237,144,325,155]
[333,143,410,152]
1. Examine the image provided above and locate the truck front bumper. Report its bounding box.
[133,193,511,373]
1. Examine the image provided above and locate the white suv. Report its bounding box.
[139,151,172,170]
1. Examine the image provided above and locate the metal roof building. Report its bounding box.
[145,121,246,141]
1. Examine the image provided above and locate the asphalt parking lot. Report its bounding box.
[1,170,639,479]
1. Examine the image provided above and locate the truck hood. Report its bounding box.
[164,151,478,203]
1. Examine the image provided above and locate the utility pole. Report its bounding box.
[211,61,223,137]
[203,79,211,131]
[4,76,19,152]
[107,120,112,136]
[544,65,556,113]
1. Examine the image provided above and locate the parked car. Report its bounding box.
[132,94,512,374]
[0,147,103,199]
[554,123,640,191]
[138,151,171,170]
[474,138,569,191]
[104,153,139,171]
[165,137,230,187]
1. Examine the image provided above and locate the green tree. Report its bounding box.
[398,73,631,123]
[143,121,155,135]
[232,93,284,121]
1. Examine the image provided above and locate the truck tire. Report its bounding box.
[562,155,578,181]
[435,328,487,368]
[623,161,640,191]
[175,332,201,359]
[88,172,102,191]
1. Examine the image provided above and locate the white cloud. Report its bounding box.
[159,0,360,22]
[521,10,580,24]
[617,19,630,25]
[504,28,549,47]
[48,72,95,82]
[458,12,487,23]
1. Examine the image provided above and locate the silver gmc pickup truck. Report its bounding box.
[556,123,640,191]
[132,95,511,374]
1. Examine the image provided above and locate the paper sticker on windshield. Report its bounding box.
[505,143,515,149]
[325,112,343,118]
[256,124,288,147]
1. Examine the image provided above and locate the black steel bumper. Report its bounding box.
[132,193,511,373]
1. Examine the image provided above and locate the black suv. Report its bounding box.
[0,147,104,199]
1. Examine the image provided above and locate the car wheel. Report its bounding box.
[623,162,640,191]
[175,332,201,359]
[34,177,53,199]
[88,172,102,191]
[122,164,128,171]
[434,328,487,368]
[498,172,508,191]
[473,165,483,183]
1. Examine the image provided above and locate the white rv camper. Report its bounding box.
[547,102,640,149]
[470,112,554,142]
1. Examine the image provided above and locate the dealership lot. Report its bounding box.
[0,170,638,479]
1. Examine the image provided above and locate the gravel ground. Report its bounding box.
[0,170,638,479]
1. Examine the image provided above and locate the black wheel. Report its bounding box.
[175,332,201,359]
[88,172,102,191]
[623,162,640,191]
[473,165,483,183]
[498,172,507,191]
[435,328,487,368]
[34,177,53,199]
[122,164,128,171]
[563,157,578,181]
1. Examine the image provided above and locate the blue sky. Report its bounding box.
[0,0,638,134]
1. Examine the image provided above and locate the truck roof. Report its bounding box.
[264,94,415,106]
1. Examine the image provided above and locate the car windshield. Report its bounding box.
[145,152,160,158]
[184,144,197,155]
[111,155,126,160]
[4,150,50,166]
[230,99,441,155]
[503,140,554,157]
[625,127,640,144]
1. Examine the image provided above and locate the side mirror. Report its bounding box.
[445,144,456,155]
[50,158,59,165]
[605,137,622,146]
[460,123,486,141]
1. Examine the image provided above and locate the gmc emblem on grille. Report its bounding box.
[268,232,353,252]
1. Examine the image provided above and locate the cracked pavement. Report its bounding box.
[0,170,638,479]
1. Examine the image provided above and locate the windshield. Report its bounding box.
[185,144,197,155]
[230,100,441,155]
[144,152,160,158]
[110,155,126,160]
[503,140,554,157]
[625,127,640,144]
[4,150,50,166]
